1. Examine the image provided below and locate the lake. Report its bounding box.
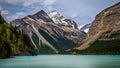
[0,55,120,68]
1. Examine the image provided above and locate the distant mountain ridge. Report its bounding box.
[79,24,91,33]
[11,10,86,54]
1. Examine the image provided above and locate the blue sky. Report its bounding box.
[0,0,120,26]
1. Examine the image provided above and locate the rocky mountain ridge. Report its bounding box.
[72,2,120,54]
[11,10,86,54]
[48,10,78,29]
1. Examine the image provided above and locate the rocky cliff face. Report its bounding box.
[11,10,86,54]
[88,2,120,37]
[74,2,120,54]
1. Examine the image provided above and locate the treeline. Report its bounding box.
[0,15,35,58]
[71,40,120,54]
[68,30,120,54]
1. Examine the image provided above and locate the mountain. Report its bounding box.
[48,10,78,29]
[69,2,120,54]
[11,10,86,54]
[78,24,91,33]
[0,13,35,58]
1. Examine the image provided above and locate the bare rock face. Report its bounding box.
[88,2,120,37]
[48,10,78,29]
[11,10,86,54]
[76,2,120,51]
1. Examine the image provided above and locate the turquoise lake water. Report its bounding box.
[0,55,120,68]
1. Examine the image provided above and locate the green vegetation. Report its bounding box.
[74,40,120,54]
[31,31,55,54]
[38,29,77,53]
[72,30,120,54]
[0,15,35,58]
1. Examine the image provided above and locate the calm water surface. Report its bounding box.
[0,55,120,68]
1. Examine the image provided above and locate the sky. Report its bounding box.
[0,0,120,26]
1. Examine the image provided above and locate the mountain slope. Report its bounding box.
[11,10,86,54]
[48,10,78,29]
[70,2,120,54]
[0,14,35,58]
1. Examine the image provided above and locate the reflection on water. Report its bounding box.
[0,55,120,68]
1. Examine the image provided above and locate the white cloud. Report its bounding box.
[71,14,78,18]
[0,6,9,15]
[1,0,23,5]
[1,10,10,15]
[22,0,43,7]
[1,0,56,7]
[42,0,56,6]
[0,6,2,10]
[7,12,26,22]
[46,6,54,11]
[1,0,44,7]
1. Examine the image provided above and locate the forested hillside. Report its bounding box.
[0,14,35,58]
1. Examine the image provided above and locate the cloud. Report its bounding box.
[1,0,44,7]
[46,6,54,11]
[71,14,78,18]
[22,0,43,7]
[7,12,26,22]
[1,0,56,7]
[1,0,23,5]
[1,10,10,15]
[0,6,9,15]
[0,6,2,10]
[42,0,56,6]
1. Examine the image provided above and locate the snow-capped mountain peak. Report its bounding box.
[48,10,65,24]
[78,24,85,29]
[78,24,91,33]
[48,10,78,29]
[11,10,86,54]
[48,10,61,18]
